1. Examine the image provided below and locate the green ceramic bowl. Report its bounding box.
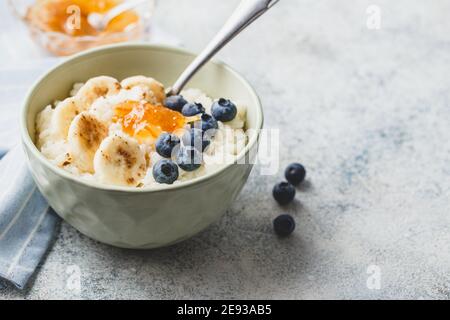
[20,43,263,249]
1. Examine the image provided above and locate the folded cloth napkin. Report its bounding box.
[0,59,61,289]
[0,146,59,289]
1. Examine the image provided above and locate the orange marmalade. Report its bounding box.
[26,0,140,37]
[113,101,186,143]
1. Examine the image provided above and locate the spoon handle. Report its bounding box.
[168,0,280,96]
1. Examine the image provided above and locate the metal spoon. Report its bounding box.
[167,0,280,96]
[88,0,148,31]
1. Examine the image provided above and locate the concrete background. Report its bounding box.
[1,0,450,299]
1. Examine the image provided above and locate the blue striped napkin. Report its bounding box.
[0,147,59,289]
[0,59,60,289]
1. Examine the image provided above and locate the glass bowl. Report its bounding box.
[8,0,155,56]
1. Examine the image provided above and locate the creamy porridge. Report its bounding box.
[35,76,247,187]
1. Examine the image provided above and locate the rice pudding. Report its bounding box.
[35,76,247,187]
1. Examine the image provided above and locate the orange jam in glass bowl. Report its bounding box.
[27,0,139,36]
[15,0,154,55]
[113,100,187,143]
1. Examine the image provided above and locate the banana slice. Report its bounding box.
[68,112,108,173]
[94,135,147,187]
[75,76,121,110]
[121,76,166,104]
[51,97,79,139]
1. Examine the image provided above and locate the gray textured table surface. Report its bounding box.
[1,0,450,299]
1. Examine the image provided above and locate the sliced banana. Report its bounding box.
[121,76,166,104]
[75,76,121,110]
[50,97,79,139]
[68,112,108,173]
[94,135,147,187]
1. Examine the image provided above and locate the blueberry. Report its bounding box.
[164,95,188,112]
[182,102,205,117]
[176,146,202,172]
[273,214,295,237]
[152,159,179,184]
[285,163,306,186]
[155,133,180,158]
[199,113,218,134]
[211,98,237,122]
[272,182,296,205]
[182,128,210,151]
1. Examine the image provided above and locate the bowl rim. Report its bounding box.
[20,43,264,193]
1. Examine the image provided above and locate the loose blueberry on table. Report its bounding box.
[273,214,296,237]
[152,159,179,184]
[211,98,237,122]
[155,132,180,158]
[164,95,188,112]
[285,163,306,186]
[182,102,205,116]
[272,182,296,205]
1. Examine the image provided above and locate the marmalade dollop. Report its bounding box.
[112,100,186,142]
